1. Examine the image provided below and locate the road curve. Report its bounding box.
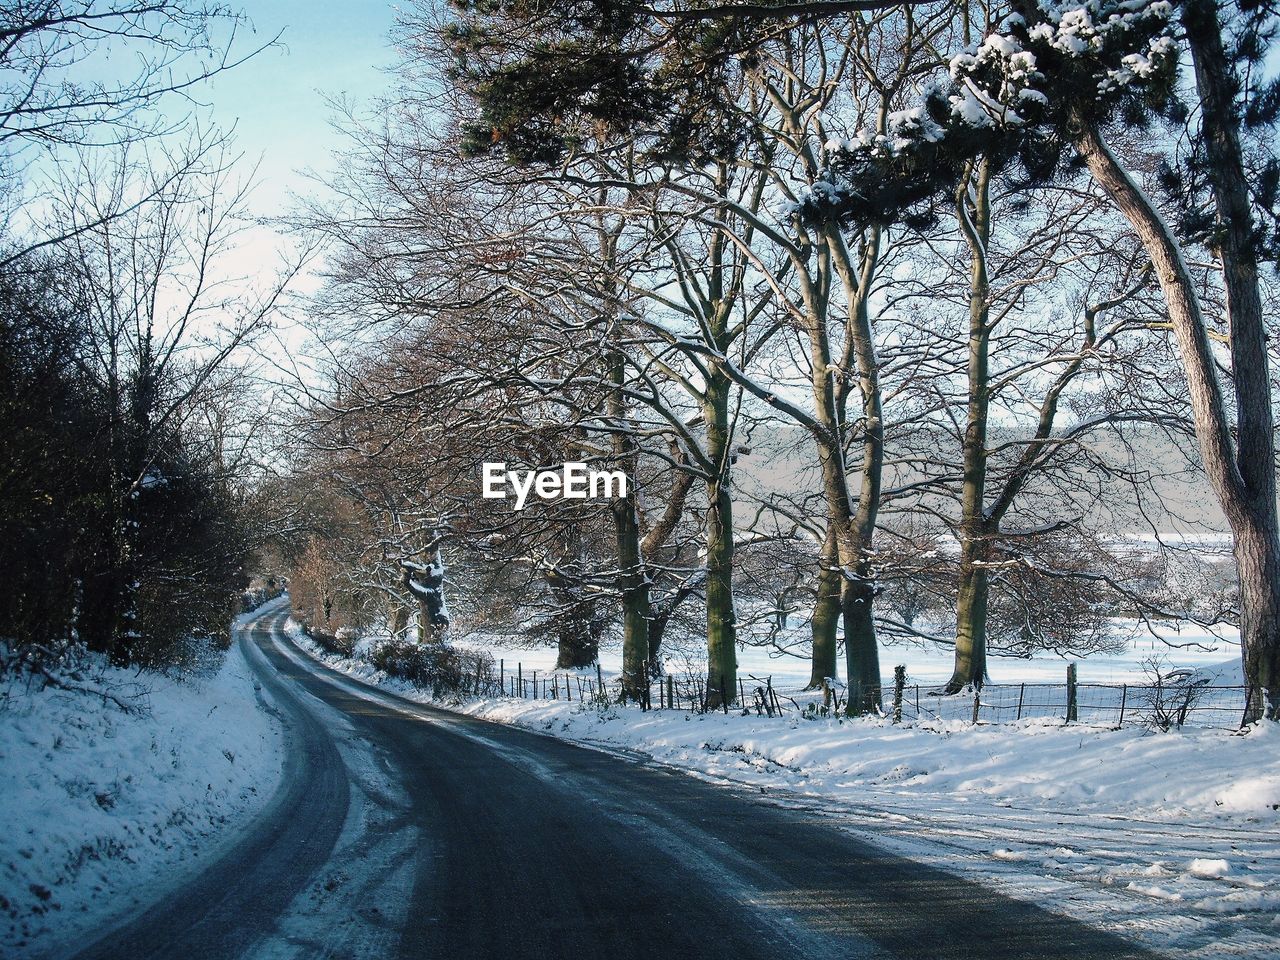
[74,603,1159,960]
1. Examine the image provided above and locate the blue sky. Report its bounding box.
[202,0,401,217]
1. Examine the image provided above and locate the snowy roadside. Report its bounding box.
[0,607,286,958]
[290,621,1280,959]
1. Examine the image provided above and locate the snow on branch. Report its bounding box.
[790,0,1181,227]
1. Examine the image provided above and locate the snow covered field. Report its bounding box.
[461,617,1246,690]
[295,620,1280,958]
[0,613,284,958]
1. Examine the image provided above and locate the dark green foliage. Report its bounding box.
[1170,0,1280,266]
[370,636,496,697]
[805,0,1279,274]
[0,255,253,669]
[0,262,103,651]
[808,0,1182,229]
[445,0,767,164]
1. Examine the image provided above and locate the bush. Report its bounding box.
[240,584,286,614]
[369,639,496,697]
[309,625,358,657]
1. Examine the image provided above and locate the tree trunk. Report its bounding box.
[842,226,885,715]
[415,596,435,646]
[807,526,841,689]
[615,494,651,699]
[545,563,599,669]
[388,599,410,640]
[647,610,669,679]
[808,312,878,712]
[951,536,990,690]
[1072,116,1280,719]
[1182,0,1280,720]
[944,159,993,694]
[554,625,598,669]
[608,345,650,699]
[703,373,737,709]
[842,563,881,712]
[1236,514,1280,720]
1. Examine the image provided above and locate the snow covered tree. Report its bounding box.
[804,0,1280,717]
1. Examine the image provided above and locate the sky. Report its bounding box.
[202,0,401,221]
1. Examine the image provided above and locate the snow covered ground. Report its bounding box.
[294,619,1280,959]
[460,617,1245,690]
[0,611,285,958]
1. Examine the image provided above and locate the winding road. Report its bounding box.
[72,600,1158,959]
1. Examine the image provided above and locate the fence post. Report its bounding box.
[1066,663,1078,723]
[667,675,674,711]
[1117,683,1127,728]
[517,663,523,699]
[892,666,905,724]
[532,670,538,700]
[1176,685,1194,728]
[971,685,981,725]
[596,662,605,704]
[739,677,746,706]
[500,659,504,697]
[1016,683,1025,722]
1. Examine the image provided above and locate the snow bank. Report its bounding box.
[0,625,283,956]
[455,695,1280,817]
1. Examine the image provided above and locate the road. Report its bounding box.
[72,602,1159,960]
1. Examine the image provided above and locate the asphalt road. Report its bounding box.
[72,603,1159,960]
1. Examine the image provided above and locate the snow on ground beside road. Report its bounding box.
[292,619,1280,958]
[461,696,1280,817]
[0,611,284,958]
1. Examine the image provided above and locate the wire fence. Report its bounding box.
[477,658,1253,731]
[896,679,1250,730]
[318,626,1254,731]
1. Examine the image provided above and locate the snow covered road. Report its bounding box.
[63,606,1167,959]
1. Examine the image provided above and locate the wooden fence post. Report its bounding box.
[517,663,523,699]
[892,666,905,724]
[1117,683,1127,728]
[971,685,981,725]
[1066,663,1078,723]
[667,675,674,711]
[1016,683,1025,721]
[1176,685,1195,728]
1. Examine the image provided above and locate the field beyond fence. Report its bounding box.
[435,655,1253,732]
